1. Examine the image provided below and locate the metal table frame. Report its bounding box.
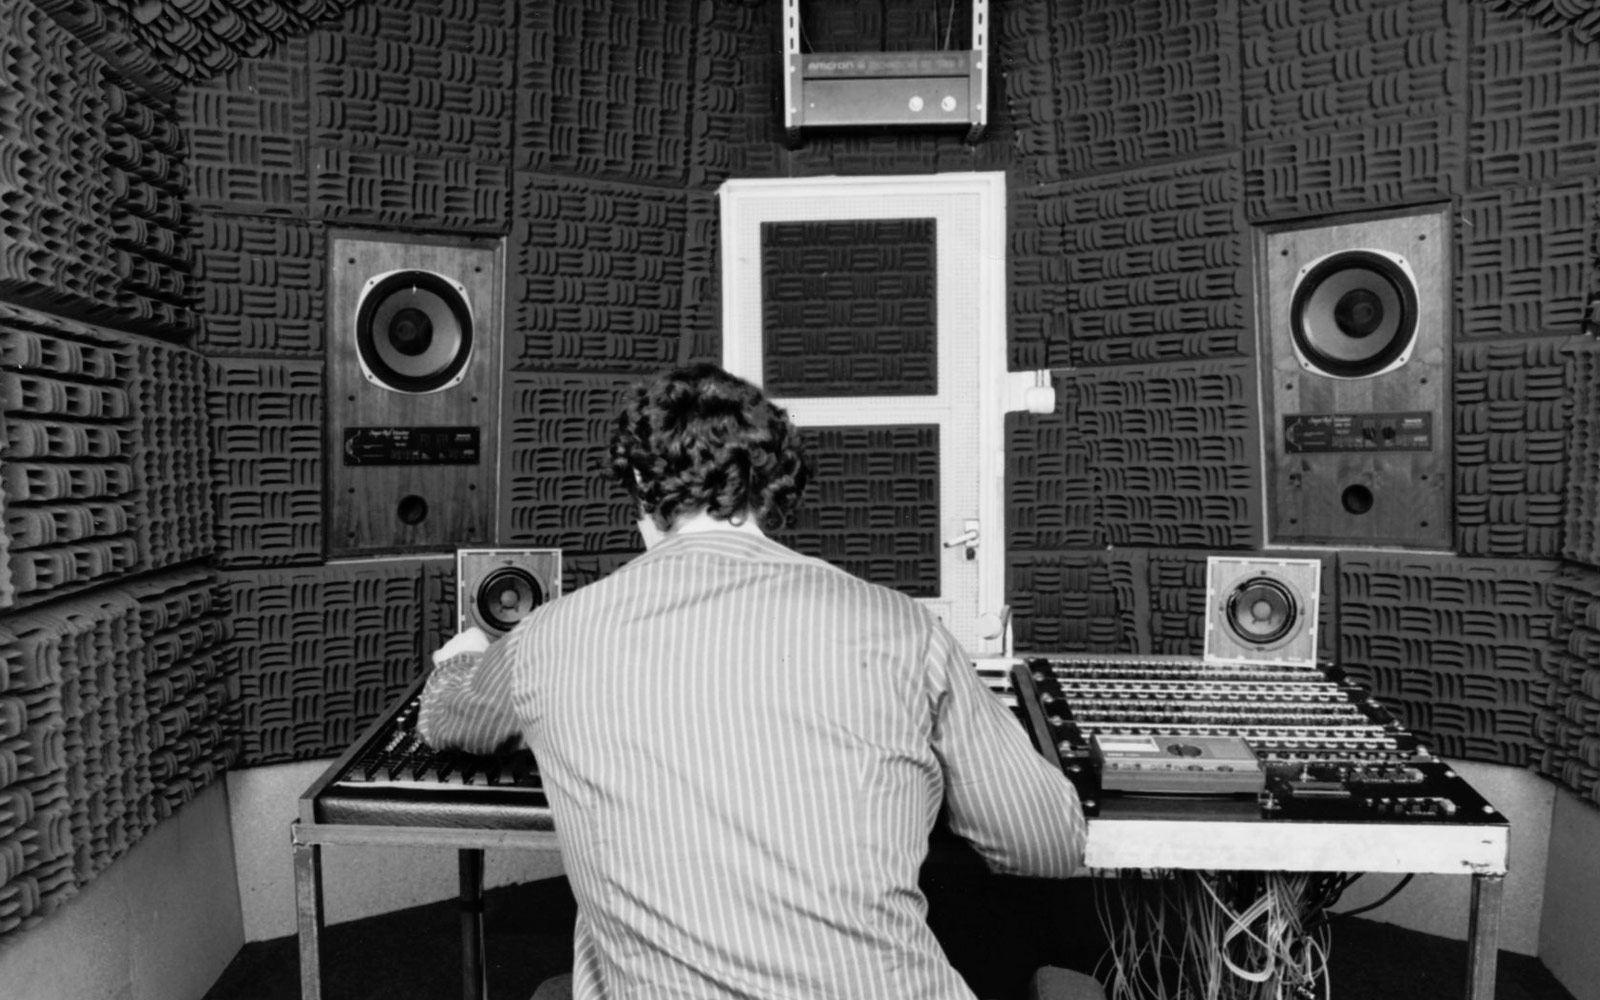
[291,809,1505,1000]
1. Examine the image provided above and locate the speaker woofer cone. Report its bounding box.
[475,567,545,634]
[1225,576,1298,647]
[1290,249,1418,379]
[356,269,474,393]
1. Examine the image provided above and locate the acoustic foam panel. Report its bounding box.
[1049,0,1241,176]
[507,174,688,373]
[770,425,941,599]
[1240,0,1464,142]
[207,358,324,566]
[1542,565,1600,806]
[1338,553,1558,768]
[498,372,637,554]
[102,73,194,338]
[1006,179,1071,371]
[130,338,215,570]
[309,0,514,167]
[1454,336,1573,558]
[1569,339,1600,569]
[0,4,115,317]
[1469,4,1600,190]
[192,215,324,355]
[1058,154,1248,367]
[514,0,698,185]
[29,0,362,96]
[224,560,448,766]
[1007,548,1142,655]
[760,218,938,396]
[1075,360,1262,549]
[1456,177,1597,340]
[1005,377,1098,552]
[0,304,140,608]
[182,37,312,219]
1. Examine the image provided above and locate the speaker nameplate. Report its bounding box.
[1282,412,1434,454]
[341,427,482,465]
[1258,209,1451,549]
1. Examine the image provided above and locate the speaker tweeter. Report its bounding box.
[457,548,562,639]
[1204,556,1320,668]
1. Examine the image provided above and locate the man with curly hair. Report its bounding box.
[419,363,1092,1000]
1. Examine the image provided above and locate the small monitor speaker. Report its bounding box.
[457,548,562,639]
[1204,556,1320,668]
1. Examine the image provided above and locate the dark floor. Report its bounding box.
[205,867,1578,1000]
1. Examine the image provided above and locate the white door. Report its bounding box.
[719,172,1016,655]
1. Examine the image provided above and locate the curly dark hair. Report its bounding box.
[610,363,809,532]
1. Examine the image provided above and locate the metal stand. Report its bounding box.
[1465,872,1505,1000]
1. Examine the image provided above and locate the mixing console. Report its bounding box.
[1003,655,1503,825]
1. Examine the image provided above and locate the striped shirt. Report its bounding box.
[418,529,1086,1000]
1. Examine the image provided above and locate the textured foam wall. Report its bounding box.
[1339,553,1558,767]
[1,304,141,608]
[1075,361,1262,549]
[507,174,689,373]
[224,560,450,766]
[1544,565,1600,806]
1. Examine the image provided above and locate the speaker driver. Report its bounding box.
[355,269,474,394]
[1224,576,1298,647]
[1290,249,1418,379]
[475,567,545,634]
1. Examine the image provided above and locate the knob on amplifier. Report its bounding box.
[457,548,562,638]
[1204,556,1321,668]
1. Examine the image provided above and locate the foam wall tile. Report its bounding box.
[678,189,722,363]
[30,0,360,96]
[1454,337,1574,557]
[130,340,215,570]
[1566,339,1600,568]
[224,561,427,766]
[0,589,142,935]
[770,425,942,598]
[499,372,638,554]
[1457,178,1596,340]
[1481,0,1600,44]
[181,36,310,217]
[1075,361,1262,549]
[688,0,769,187]
[515,0,698,185]
[1469,4,1600,190]
[507,174,687,373]
[307,0,514,166]
[1005,376,1099,552]
[309,146,508,232]
[192,215,324,355]
[1244,113,1467,221]
[1008,182,1072,371]
[1338,553,1560,768]
[1007,549,1139,655]
[1051,0,1241,176]
[101,74,194,339]
[1241,0,1464,141]
[0,305,141,608]
[1058,155,1248,366]
[207,358,324,566]
[761,218,938,396]
[0,3,116,318]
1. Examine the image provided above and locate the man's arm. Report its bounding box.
[415,624,526,754]
[927,625,1087,878]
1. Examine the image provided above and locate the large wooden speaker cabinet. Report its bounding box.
[327,232,504,555]
[1257,208,1451,549]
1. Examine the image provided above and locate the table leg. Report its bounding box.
[1464,872,1504,1000]
[460,848,488,1000]
[293,832,326,1000]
